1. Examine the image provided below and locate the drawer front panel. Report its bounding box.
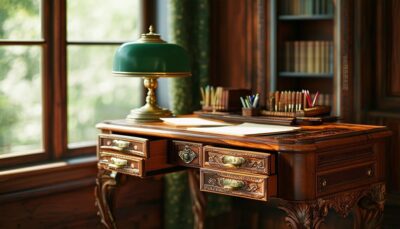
[203,146,274,175]
[317,162,376,194]
[98,151,144,177]
[317,145,375,170]
[170,140,202,167]
[99,134,148,157]
[200,169,272,201]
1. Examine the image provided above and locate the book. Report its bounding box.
[315,41,320,73]
[187,123,300,137]
[307,41,314,73]
[294,41,300,72]
[300,41,307,72]
[160,118,230,127]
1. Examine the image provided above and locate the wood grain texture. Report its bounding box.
[389,0,400,96]
[0,174,163,229]
[210,0,251,89]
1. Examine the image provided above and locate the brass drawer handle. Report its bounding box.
[109,157,128,169]
[321,178,327,187]
[367,168,373,177]
[112,139,130,151]
[222,156,246,168]
[179,145,197,164]
[222,178,245,191]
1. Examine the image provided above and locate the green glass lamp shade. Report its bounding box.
[113,43,191,76]
[112,26,191,122]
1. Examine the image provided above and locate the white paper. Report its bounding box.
[160,117,230,127]
[187,122,300,136]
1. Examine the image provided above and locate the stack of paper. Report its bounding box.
[187,123,300,136]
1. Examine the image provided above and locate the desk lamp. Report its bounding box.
[112,26,191,122]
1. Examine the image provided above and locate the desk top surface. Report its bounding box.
[97,115,391,152]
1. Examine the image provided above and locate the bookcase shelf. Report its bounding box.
[279,72,333,78]
[269,0,338,114]
[278,15,334,20]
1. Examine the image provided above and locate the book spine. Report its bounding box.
[314,41,320,73]
[321,0,326,14]
[315,0,320,15]
[327,0,333,14]
[294,41,300,72]
[300,41,306,73]
[329,41,333,73]
[307,41,314,73]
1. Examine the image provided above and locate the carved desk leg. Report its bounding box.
[277,200,327,229]
[278,183,385,229]
[188,169,207,229]
[354,183,385,229]
[95,168,121,229]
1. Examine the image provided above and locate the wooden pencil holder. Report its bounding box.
[242,107,259,117]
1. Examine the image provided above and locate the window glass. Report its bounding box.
[67,45,142,144]
[67,0,141,41]
[0,0,42,40]
[0,46,43,155]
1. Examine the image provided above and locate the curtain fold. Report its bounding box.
[164,0,231,228]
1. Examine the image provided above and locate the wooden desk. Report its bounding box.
[94,118,391,229]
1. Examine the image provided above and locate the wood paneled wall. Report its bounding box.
[0,163,163,229]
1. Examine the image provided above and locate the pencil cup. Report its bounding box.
[242,107,259,117]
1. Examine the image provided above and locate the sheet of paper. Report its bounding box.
[187,122,300,136]
[160,117,230,127]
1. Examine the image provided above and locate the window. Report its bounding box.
[0,0,146,167]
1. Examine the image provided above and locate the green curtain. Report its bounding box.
[164,0,231,228]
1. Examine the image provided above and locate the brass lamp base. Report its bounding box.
[126,77,173,123]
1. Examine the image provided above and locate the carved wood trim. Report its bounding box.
[95,168,121,229]
[188,169,207,229]
[277,183,385,229]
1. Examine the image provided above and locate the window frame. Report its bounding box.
[0,0,155,169]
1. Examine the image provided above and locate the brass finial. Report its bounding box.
[136,25,165,43]
[149,25,154,34]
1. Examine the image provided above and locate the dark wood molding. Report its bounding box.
[141,0,156,33]
[339,0,355,123]
[0,156,97,203]
[52,0,68,159]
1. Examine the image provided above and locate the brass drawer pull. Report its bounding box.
[222,155,246,167]
[367,168,373,177]
[222,178,245,191]
[321,178,327,187]
[179,145,197,164]
[112,139,130,151]
[109,157,128,169]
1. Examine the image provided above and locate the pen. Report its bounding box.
[253,94,259,108]
[240,96,246,108]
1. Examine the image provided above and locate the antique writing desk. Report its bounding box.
[95,117,391,229]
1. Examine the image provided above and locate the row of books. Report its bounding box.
[266,90,331,112]
[200,86,251,111]
[283,41,333,74]
[280,0,334,16]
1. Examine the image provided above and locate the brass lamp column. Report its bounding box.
[112,26,191,122]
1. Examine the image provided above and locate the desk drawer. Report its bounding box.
[98,151,144,177]
[98,134,167,158]
[200,169,276,201]
[317,162,377,195]
[170,140,203,168]
[203,146,275,175]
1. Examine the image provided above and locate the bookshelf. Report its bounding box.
[269,0,339,115]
